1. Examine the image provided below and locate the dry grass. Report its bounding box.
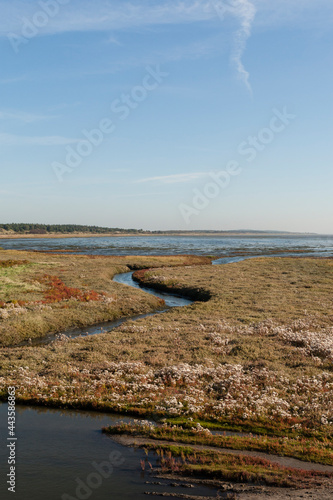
[133,257,333,326]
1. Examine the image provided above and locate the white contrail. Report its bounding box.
[232,0,256,93]
[213,0,256,93]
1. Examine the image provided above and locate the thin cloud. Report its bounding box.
[0,133,79,146]
[137,172,209,184]
[0,75,28,84]
[1,1,330,37]
[70,34,227,77]
[0,1,215,36]
[105,36,122,46]
[2,1,329,91]
[0,110,57,123]
[107,168,133,173]
[0,0,333,37]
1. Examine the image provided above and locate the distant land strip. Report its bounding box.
[0,223,321,239]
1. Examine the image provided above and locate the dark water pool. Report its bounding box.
[0,404,218,500]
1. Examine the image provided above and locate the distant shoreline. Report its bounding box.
[0,231,324,240]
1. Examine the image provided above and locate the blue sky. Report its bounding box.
[0,0,332,232]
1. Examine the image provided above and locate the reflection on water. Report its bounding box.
[0,404,217,500]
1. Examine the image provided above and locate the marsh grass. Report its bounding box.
[143,444,332,488]
[0,253,332,471]
[0,250,209,345]
[133,257,333,326]
[104,422,333,465]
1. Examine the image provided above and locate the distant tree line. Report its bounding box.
[0,224,143,234]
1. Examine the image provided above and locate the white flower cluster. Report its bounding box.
[118,324,148,333]
[132,419,156,431]
[0,302,52,320]
[276,327,333,363]
[206,332,230,346]
[191,422,212,435]
[2,360,332,427]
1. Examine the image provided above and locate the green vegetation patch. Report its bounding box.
[0,261,35,303]
[104,422,333,466]
[0,259,30,268]
[139,443,332,488]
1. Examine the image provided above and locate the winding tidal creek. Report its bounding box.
[1,270,210,500]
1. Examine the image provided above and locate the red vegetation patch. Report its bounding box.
[38,275,104,304]
[132,269,149,280]
[156,447,332,488]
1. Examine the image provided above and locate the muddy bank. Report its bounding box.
[112,435,333,499]
[133,269,212,302]
[110,435,333,473]
[148,474,333,500]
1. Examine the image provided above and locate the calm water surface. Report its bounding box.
[0,404,217,500]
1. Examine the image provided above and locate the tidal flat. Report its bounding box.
[0,250,333,497]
